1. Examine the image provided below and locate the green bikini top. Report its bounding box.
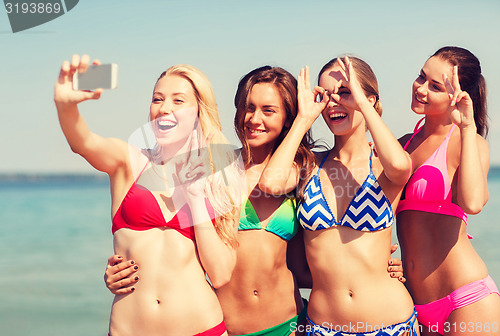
[239,197,299,241]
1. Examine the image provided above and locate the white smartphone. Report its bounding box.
[73,63,118,91]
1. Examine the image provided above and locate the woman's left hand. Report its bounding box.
[331,56,372,114]
[443,65,475,130]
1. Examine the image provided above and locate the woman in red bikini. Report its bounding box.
[55,55,240,336]
[396,46,500,335]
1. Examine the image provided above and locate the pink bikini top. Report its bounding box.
[112,163,215,240]
[396,118,468,225]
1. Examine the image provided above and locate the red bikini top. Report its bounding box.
[112,164,215,240]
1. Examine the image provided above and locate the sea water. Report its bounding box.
[1,171,499,336]
[1,176,112,336]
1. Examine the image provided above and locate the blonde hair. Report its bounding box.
[158,65,240,249]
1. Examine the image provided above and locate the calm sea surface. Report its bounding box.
[1,170,499,336]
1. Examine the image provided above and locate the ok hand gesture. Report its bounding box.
[330,56,372,114]
[297,66,329,125]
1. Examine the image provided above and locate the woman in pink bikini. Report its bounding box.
[396,46,500,335]
[55,55,240,336]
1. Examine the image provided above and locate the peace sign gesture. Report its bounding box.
[297,66,329,125]
[174,127,212,202]
[443,65,475,130]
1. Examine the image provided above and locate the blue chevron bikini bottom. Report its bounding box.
[305,309,417,336]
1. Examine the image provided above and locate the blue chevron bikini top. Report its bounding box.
[297,149,394,232]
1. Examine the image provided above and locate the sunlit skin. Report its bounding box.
[411,57,454,118]
[397,55,500,335]
[103,70,407,336]
[215,82,305,335]
[243,83,288,155]
[319,65,366,137]
[304,63,415,330]
[258,60,417,333]
[110,74,226,336]
[55,55,234,336]
[149,75,198,157]
[104,80,309,335]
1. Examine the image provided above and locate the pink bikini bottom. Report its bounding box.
[415,275,499,334]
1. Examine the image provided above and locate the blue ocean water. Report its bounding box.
[1,171,499,336]
[0,176,112,336]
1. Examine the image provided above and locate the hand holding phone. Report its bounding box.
[73,63,118,91]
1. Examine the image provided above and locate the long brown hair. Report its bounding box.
[432,46,488,137]
[234,66,316,199]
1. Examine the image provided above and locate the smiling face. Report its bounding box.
[319,64,365,135]
[412,56,453,116]
[243,83,287,151]
[150,74,198,150]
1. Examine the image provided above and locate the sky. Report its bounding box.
[1,0,499,174]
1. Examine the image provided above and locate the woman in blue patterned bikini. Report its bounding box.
[259,57,418,336]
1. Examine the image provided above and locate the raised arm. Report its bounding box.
[54,54,128,175]
[259,66,328,195]
[444,66,489,213]
[333,57,412,186]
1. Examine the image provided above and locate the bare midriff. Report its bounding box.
[216,230,302,335]
[109,228,224,336]
[397,210,489,305]
[304,226,414,330]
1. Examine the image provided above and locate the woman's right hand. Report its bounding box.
[174,128,211,205]
[54,54,103,106]
[296,66,329,124]
[104,255,140,295]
